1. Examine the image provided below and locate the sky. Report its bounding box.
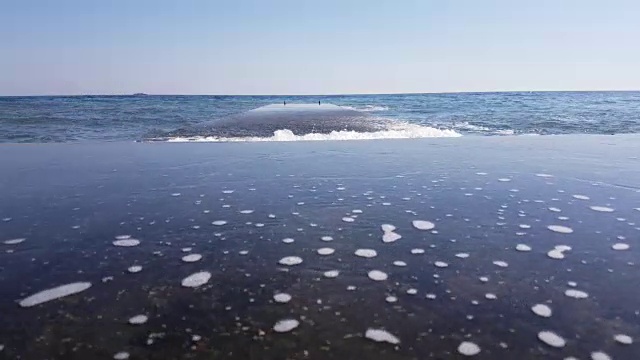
[1,0,639,95]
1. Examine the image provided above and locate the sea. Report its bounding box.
[1,91,640,143]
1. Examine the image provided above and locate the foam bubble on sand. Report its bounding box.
[411,248,425,254]
[279,256,303,265]
[381,224,396,232]
[368,270,388,281]
[565,289,589,299]
[181,271,212,288]
[19,282,92,307]
[456,253,470,258]
[458,341,481,356]
[3,238,26,245]
[273,293,292,303]
[548,225,573,234]
[113,352,130,360]
[321,236,333,242]
[365,328,400,344]
[516,244,532,252]
[382,231,402,243]
[572,194,590,200]
[412,220,435,230]
[590,206,614,212]
[324,270,340,278]
[282,238,295,244]
[386,296,398,303]
[591,352,612,360]
[317,247,335,255]
[393,261,407,267]
[493,261,509,267]
[239,210,254,214]
[128,314,148,325]
[612,243,630,250]
[182,254,202,263]
[127,265,142,273]
[614,334,633,344]
[434,261,449,268]
[531,304,552,318]
[113,239,140,247]
[355,249,377,258]
[273,319,299,333]
[538,331,566,348]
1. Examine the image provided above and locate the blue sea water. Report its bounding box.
[1,91,640,143]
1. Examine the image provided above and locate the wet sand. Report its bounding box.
[1,135,640,359]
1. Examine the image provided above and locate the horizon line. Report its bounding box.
[1,89,639,97]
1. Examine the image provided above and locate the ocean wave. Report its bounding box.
[341,105,390,112]
[165,123,461,143]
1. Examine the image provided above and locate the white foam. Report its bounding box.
[548,207,561,212]
[222,190,234,194]
[434,261,449,268]
[181,271,211,288]
[531,304,552,318]
[456,253,470,258]
[341,105,390,112]
[167,124,462,143]
[279,256,303,265]
[548,225,573,234]
[352,209,363,214]
[426,293,436,299]
[407,288,417,295]
[321,236,333,242]
[355,249,377,258]
[113,239,140,247]
[19,282,92,307]
[342,217,355,223]
[548,245,571,259]
[565,289,589,299]
[273,293,292,303]
[128,265,142,273]
[614,334,633,344]
[3,238,25,245]
[273,319,299,333]
[282,238,295,244]
[364,328,400,344]
[368,270,388,281]
[590,206,614,212]
[516,244,532,252]
[458,341,481,356]
[182,254,202,263]
[324,270,340,278]
[412,220,435,230]
[538,331,566,348]
[536,173,554,178]
[239,210,254,214]
[386,296,398,303]
[128,314,148,325]
[572,194,590,200]
[590,351,612,360]
[485,293,497,300]
[393,260,407,267]
[612,243,630,250]
[381,224,396,232]
[411,248,425,254]
[493,261,509,268]
[113,352,130,360]
[498,178,512,182]
[317,247,335,255]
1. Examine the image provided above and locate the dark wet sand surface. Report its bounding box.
[1,135,640,359]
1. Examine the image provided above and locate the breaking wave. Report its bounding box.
[340,105,390,112]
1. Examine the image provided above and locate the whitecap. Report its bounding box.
[364,328,400,344]
[3,238,25,245]
[182,254,202,263]
[538,331,566,348]
[279,256,303,265]
[368,270,388,281]
[19,282,92,307]
[590,206,614,212]
[355,249,377,258]
[181,271,211,288]
[273,319,299,333]
[458,341,481,356]
[412,220,435,230]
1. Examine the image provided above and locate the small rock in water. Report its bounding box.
[364,328,400,344]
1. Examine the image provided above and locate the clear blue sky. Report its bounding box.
[1,0,639,95]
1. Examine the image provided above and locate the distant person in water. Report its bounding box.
[284,101,286,106]
[318,101,321,105]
